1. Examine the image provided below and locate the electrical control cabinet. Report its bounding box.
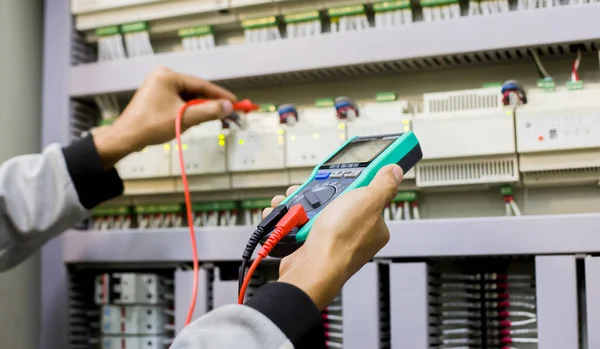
[101,305,167,335]
[117,144,171,179]
[101,336,166,349]
[171,121,227,176]
[95,273,166,305]
[227,111,285,172]
[285,106,346,168]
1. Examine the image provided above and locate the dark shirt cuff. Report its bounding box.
[61,135,124,209]
[246,282,325,349]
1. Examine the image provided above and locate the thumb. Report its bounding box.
[182,99,234,128]
[366,164,403,208]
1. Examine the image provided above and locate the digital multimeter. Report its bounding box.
[263,131,423,258]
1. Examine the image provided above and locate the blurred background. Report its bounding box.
[2,0,600,348]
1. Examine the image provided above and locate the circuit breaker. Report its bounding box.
[101,305,167,335]
[117,144,171,179]
[227,109,285,172]
[515,84,600,183]
[95,273,166,305]
[101,335,166,349]
[171,120,227,175]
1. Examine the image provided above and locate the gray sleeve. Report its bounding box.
[171,305,293,349]
[171,282,326,349]
[0,136,124,271]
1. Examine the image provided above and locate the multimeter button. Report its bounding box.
[315,171,331,180]
[329,171,344,178]
[303,191,322,208]
[344,170,361,178]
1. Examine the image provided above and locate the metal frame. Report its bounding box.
[70,4,600,96]
[64,213,600,263]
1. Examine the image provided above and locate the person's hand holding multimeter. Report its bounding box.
[238,132,423,306]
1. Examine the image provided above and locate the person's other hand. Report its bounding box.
[265,165,403,310]
[93,67,237,168]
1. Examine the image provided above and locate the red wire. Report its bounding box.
[176,100,204,326]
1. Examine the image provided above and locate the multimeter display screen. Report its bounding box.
[325,138,394,165]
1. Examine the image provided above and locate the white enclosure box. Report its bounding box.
[515,84,600,186]
[171,121,227,176]
[346,100,415,179]
[285,106,346,168]
[227,111,285,172]
[117,144,171,179]
[413,87,519,187]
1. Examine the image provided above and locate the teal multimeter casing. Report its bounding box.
[263,131,423,258]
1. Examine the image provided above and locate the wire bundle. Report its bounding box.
[122,22,154,57]
[323,295,344,348]
[242,17,282,44]
[383,192,421,221]
[374,1,413,28]
[421,0,461,22]
[329,5,370,32]
[500,186,522,216]
[96,26,127,61]
[284,11,322,38]
[517,0,559,11]
[179,26,216,51]
[430,271,537,349]
[570,48,583,85]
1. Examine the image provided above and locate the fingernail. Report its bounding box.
[222,100,233,117]
[392,165,404,184]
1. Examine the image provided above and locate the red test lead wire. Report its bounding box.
[237,204,309,304]
[176,98,259,326]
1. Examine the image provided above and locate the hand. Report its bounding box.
[265,164,404,310]
[93,67,237,169]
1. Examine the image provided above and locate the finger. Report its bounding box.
[262,207,273,219]
[286,185,300,197]
[271,195,286,208]
[173,71,237,101]
[365,164,403,208]
[183,99,233,128]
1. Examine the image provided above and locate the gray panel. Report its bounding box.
[174,268,210,334]
[70,5,600,96]
[585,257,600,349]
[342,263,380,349]
[212,268,238,308]
[65,214,600,262]
[40,0,72,348]
[390,263,429,349]
[535,255,579,349]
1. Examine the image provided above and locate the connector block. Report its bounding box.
[241,198,272,210]
[258,103,277,112]
[192,201,238,212]
[327,4,366,18]
[393,191,418,202]
[121,21,149,33]
[134,204,181,215]
[373,0,411,12]
[95,26,120,37]
[536,78,555,92]
[315,98,335,108]
[376,92,398,102]
[420,0,459,7]
[178,26,213,38]
[500,185,513,196]
[284,10,321,24]
[93,206,131,217]
[241,16,278,29]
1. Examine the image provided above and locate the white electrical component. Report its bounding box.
[285,106,346,168]
[101,305,167,335]
[414,87,519,187]
[95,273,165,305]
[117,144,171,180]
[101,336,166,349]
[516,84,600,186]
[171,121,227,176]
[346,99,416,179]
[227,110,285,172]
